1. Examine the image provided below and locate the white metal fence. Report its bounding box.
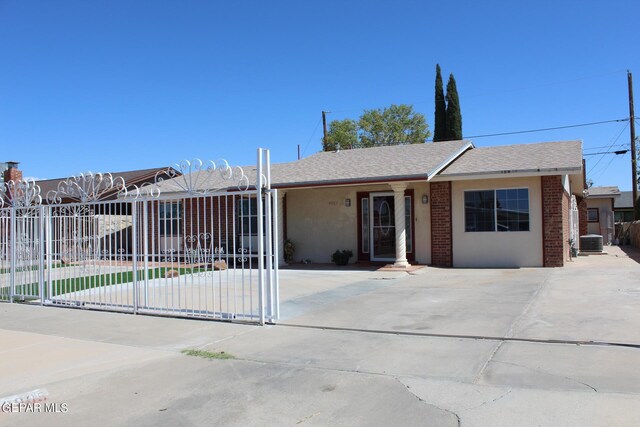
[0,149,279,324]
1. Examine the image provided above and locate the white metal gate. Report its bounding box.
[0,149,279,324]
[569,195,579,251]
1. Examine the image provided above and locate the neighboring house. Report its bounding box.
[35,167,179,204]
[585,186,620,245]
[614,191,638,223]
[2,163,180,262]
[151,139,585,268]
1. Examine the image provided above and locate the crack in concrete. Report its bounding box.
[458,388,512,411]
[491,360,598,393]
[397,378,461,426]
[473,272,552,384]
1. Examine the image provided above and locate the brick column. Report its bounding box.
[430,181,452,267]
[390,183,409,268]
[542,176,570,267]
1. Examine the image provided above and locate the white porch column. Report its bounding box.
[277,190,286,267]
[390,182,409,268]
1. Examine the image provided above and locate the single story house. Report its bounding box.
[585,186,620,245]
[150,139,585,268]
[613,191,638,223]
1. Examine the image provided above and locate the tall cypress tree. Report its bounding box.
[433,64,447,142]
[445,73,463,140]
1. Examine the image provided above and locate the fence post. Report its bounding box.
[142,200,149,309]
[271,188,280,321]
[264,150,274,322]
[257,148,265,325]
[45,206,53,301]
[38,206,45,304]
[9,207,16,303]
[131,202,138,314]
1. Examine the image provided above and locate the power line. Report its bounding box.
[301,117,322,157]
[584,143,629,151]
[461,118,628,140]
[590,154,619,183]
[587,122,629,178]
[583,150,629,156]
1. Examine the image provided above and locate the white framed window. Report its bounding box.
[238,197,258,235]
[159,201,182,236]
[465,188,530,232]
[361,198,369,253]
[405,195,412,253]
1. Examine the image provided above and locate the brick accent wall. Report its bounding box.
[576,195,588,238]
[541,176,570,267]
[430,181,452,267]
[145,196,236,258]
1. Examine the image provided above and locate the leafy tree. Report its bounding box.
[433,64,447,142]
[358,104,430,147]
[325,119,358,151]
[445,74,463,140]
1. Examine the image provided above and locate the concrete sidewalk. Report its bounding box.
[0,247,639,426]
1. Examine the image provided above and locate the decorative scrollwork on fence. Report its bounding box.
[237,247,249,263]
[46,172,126,204]
[0,179,42,208]
[154,159,249,195]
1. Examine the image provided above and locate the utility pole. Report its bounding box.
[629,71,638,219]
[322,111,329,151]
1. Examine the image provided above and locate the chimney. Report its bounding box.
[3,161,22,183]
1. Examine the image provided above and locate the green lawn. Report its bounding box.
[5,266,211,298]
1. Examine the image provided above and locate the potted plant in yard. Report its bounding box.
[284,239,295,264]
[569,238,578,258]
[331,249,353,266]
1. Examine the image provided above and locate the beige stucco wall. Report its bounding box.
[586,198,614,243]
[284,182,431,264]
[451,177,543,268]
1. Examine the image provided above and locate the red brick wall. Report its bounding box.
[144,195,237,257]
[576,195,588,238]
[541,176,570,267]
[430,181,452,267]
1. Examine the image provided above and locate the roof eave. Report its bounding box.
[272,174,429,190]
[432,166,583,181]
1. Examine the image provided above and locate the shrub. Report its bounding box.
[284,239,295,264]
[331,249,353,266]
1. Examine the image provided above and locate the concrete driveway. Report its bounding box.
[0,246,639,426]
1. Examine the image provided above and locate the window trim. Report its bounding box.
[464,187,531,233]
[587,208,600,223]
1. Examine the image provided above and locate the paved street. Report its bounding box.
[0,246,639,426]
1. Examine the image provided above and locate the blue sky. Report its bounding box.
[1,1,639,190]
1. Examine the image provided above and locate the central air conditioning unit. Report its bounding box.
[580,234,603,252]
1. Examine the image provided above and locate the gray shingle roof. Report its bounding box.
[154,141,472,193]
[587,186,621,198]
[271,140,472,187]
[614,191,637,208]
[151,139,585,195]
[439,140,583,177]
